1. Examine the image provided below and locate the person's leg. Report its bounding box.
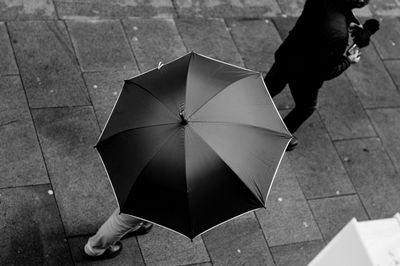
[284,78,323,134]
[84,208,143,256]
[264,62,289,98]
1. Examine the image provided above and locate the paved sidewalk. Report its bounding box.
[1,0,400,265]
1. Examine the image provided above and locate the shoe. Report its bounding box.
[122,221,153,239]
[84,241,122,261]
[286,137,298,151]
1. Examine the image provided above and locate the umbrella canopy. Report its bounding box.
[95,51,292,239]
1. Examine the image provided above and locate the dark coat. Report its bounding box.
[275,0,358,81]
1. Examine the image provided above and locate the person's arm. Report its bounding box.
[322,36,352,80]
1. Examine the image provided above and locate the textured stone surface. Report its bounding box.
[175,18,244,66]
[202,212,275,266]
[67,19,138,72]
[335,138,400,219]
[345,44,400,108]
[175,0,281,18]
[270,240,325,266]
[0,76,48,188]
[287,113,355,198]
[55,0,175,19]
[137,225,209,265]
[84,71,136,130]
[256,157,322,247]
[8,21,89,108]
[371,0,400,16]
[276,0,305,16]
[271,17,297,40]
[318,75,376,140]
[227,19,281,74]
[0,23,18,75]
[371,17,400,59]
[69,236,145,265]
[384,60,400,88]
[32,107,117,236]
[309,195,369,241]
[0,0,56,20]
[367,108,400,174]
[122,18,187,72]
[0,185,72,265]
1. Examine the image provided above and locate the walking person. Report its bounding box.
[84,208,153,260]
[265,0,372,151]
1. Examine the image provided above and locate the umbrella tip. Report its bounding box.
[157,62,163,69]
[179,111,188,125]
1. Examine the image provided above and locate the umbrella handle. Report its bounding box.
[179,111,188,125]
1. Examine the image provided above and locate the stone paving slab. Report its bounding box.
[256,157,322,247]
[69,236,145,265]
[32,107,117,236]
[202,212,275,266]
[174,0,281,18]
[270,240,325,266]
[276,0,304,16]
[0,22,18,75]
[54,0,176,19]
[8,20,89,108]
[371,17,400,60]
[286,113,355,199]
[67,19,138,73]
[0,185,72,265]
[318,75,376,140]
[226,18,281,74]
[370,0,400,16]
[367,108,400,174]
[345,44,400,108]
[335,138,400,219]
[271,17,297,40]
[308,195,369,242]
[175,18,244,66]
[384,59,400,87]
[137,226,210,266]
[122,18,187,72]
[0,0,56,21]
[83,71,137,129]
[0,76,48,188]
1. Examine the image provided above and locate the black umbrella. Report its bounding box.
[95,51,292,239]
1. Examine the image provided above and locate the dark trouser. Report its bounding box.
[264,61,323,134]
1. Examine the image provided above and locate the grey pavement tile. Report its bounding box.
[175,18,244,67]
[0,76,48,188]
[0,185,72,265]
[384,59,400,88]
[8,21,89,108]
[68,236,145,265]
[271,17,297,40]
[0,120,48,188]
[67,19,138,73]
[309,195,369,242]
[0,0,56,21]
[202,212,275,266]
[371,17,400,60]
[286,113,355,199]
[367,108,400,174]
[370,0,400,16]
[84,71,137,129]
[270,240,325,266]
[256,157,322,247]
[137,225,209,266]
[318,75,376,140]
[55,0,175,19]
[32,107,117,236]
[0,23,18,75]
[174,0,281,18]
[276,0,305,16]
[226,19,281,74]
[345,44,400,108]
[335,138,400,219]
[122,18,187,72]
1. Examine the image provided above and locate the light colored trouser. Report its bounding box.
[84,208,143,256]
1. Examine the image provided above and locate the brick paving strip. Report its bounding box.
[1,1,400,265]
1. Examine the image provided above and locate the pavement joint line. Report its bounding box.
[51,0,60,20]
[306,193,358,202]
[0,182,52,191]
[29,104,94,110]
[268,239,326,249]
[332,136,380,143]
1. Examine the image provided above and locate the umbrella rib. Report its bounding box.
[190,121,292,139]
[126,80,180,119]
[187,73,258,119]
